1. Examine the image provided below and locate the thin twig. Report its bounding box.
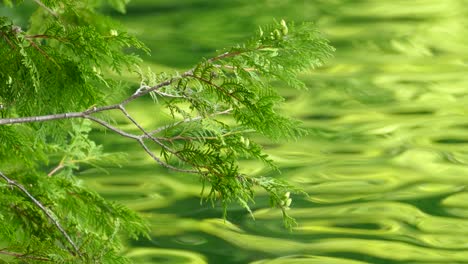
[84,115,139,140]
[25,34,68,43]
[148,108,232,135]
[153,90,189,99]
[26,38,59,66]
[117,105,177,154]
[0,171,82,258]
[158,129,255,142]
[136,139,198,174]
[47,163,64,176]
[1,32,16,49]
[213,64,256,72]
[207,45,266,63]
[32,0,58,17]
[123,73,190,105]
[0,249,50,261]
[188,74,243,102]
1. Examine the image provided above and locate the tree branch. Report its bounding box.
[0,249,50,261]
[0,171,82,258]
[0,112,85,125]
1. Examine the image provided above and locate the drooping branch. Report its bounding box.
[0,171,82,258]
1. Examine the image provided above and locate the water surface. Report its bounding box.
[85,1,468,263]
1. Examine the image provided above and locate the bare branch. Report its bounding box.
[0,112,85,125]
[0,171,82,258]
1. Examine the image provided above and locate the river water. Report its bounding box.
[84,1,468,263]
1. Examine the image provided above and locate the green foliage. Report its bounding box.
[0,1,149,262]
[146,19,333,224]
[0,0,333,263]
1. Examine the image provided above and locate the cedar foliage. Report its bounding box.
[0,0,333,263]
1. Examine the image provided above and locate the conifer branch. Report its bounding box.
[0,16,334,237]
[148,108,232,135]
[0,249,50,261]
[0,47,248,176]
[0,2,336,261]
[0,171,82,258]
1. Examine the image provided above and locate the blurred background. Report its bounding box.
[8,0,468,263]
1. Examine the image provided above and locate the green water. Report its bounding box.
[84,1,468,263]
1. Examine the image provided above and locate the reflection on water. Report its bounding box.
[84,0,468,263]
